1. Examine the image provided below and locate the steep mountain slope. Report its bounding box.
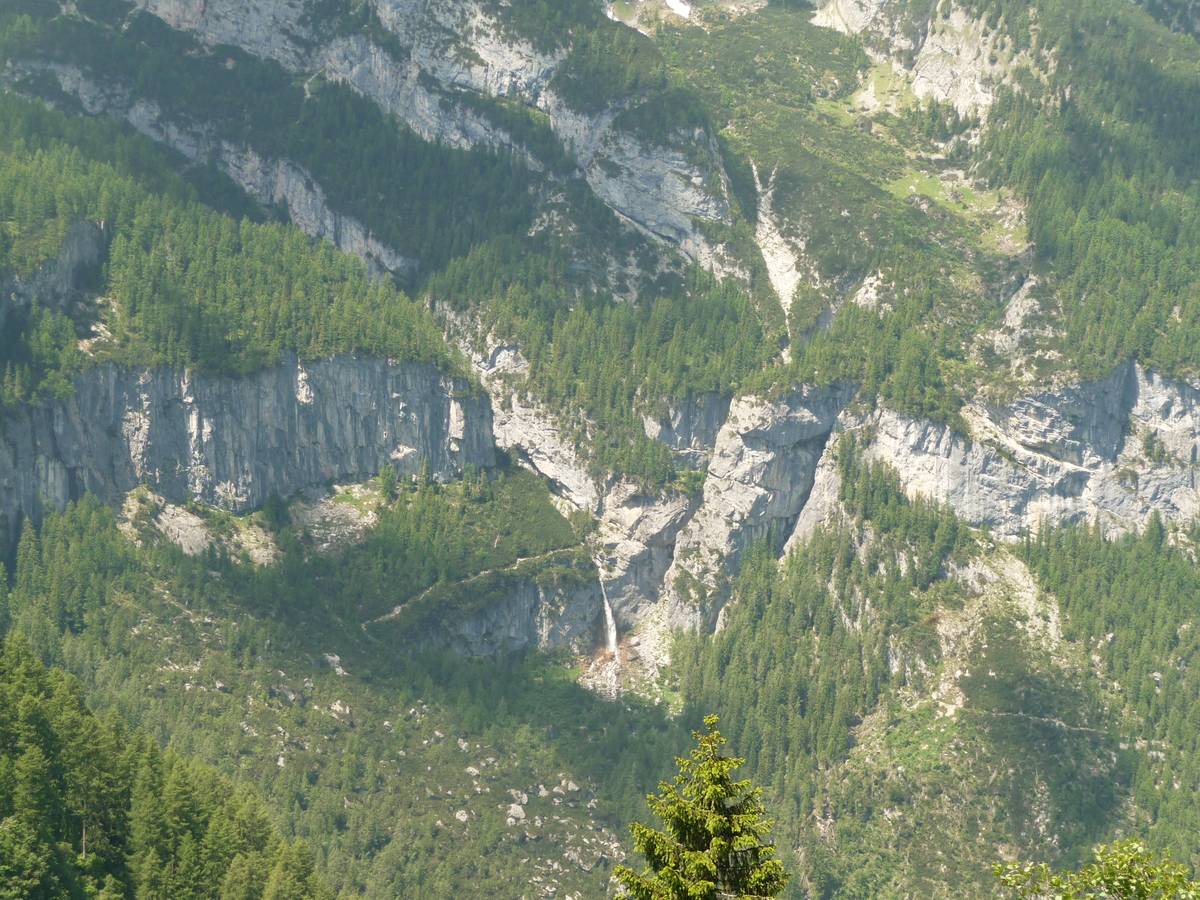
[4,0,1200,896]
[1138,0,1200,34]
[0,637,331,898]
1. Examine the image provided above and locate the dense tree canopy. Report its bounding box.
[0,635,330,899]
[0,90,458,405]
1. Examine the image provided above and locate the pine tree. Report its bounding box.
[615,716,789,900]
[12,523,40,614]
[995,839,1200,898]
[128,744,167,877]
[219,853,264,900]
[0,563,9,635]
[0,816,52,899]
[133,847,170,900]
[96,874,125,900]
[262,840,327,900]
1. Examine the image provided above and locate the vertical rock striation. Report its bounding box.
[662,383,855,626]
[0,355,494,551]
[791,362,1200,549]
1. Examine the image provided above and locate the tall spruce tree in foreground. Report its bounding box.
[616,715,788,899]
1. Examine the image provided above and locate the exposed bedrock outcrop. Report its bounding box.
[662,382,856,626]
[540,93,733,263]
[0,221,107,334]
[22,64,415,277]
[812,0,1039,118]
[791,362,1200,547]
[641,392,730,467]
[128,0,733,267]
[0,354,494,551]
[445,323,708,632]
[409,563,605,657]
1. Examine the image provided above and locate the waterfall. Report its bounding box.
[600,578,618,655]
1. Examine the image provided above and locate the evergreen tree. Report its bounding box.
[0,816,52,899]
[995,839,1200,898]
[0,564,9,635]
[262,840,327,900]
[219,853,266,900]
[96,874,125,900]
[615,716,789,900]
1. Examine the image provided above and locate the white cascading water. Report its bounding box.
[600,578,618,655]
[586,556,621,697]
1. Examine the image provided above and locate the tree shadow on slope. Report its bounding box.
[957,615,1133,864]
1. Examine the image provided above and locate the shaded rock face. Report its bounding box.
[0,355,494,551]
[25,64,415,278]
[128,0,732,268]
[443,321,706,635]
[0,221,106,333]
[791,362,1200,547]
[642,392,731,467]
[663,382,855,625]
[812,0,1035,118]
[1136,0,1200,36]
[421,567,605,657]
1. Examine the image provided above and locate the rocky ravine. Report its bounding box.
[9,226,1200,674]
[13,2,1200,678]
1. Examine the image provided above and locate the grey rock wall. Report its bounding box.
[129,0,733,268]
[661,382,855,625]
[642,391,731,467]
[0,355,494,551]
[0,221,106,335]
[411,565,605,657]
[791,362,1200,548]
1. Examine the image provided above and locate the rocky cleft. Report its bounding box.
[641,391,731,468]
[0,221,107,334]
[663,382,855,626]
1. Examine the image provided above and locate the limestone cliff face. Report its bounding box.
[662,383,855,625]
[641,392,730,467]
[11,232,1200,664]
[540,93,732,262]
[412,564,604,657]
[24,63,415,277]
[812,0,1038,118]
[791,362,1200,548]
[0,355,494,551]
[443,318,701,634]
[0,221,106,334]
[129,0,733,267]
